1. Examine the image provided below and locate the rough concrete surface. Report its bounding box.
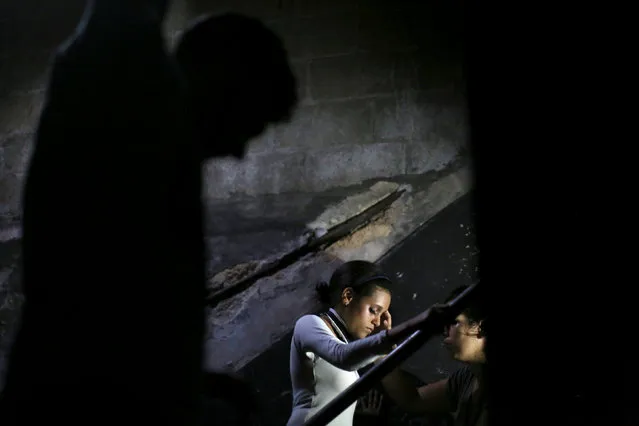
[205,179,402,298]
[327,167,471,262]
[307,180,400,231]
[0,239,22,388]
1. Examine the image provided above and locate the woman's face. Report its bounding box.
[342,287,391,340]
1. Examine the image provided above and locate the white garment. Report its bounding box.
[287,313,389,426]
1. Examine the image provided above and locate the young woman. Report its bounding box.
[286,260,434,426]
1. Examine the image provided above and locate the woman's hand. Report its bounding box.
[372,310,392,335]
[377,311,397,353]
[380,310,392,331]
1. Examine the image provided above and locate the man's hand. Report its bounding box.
[357,389,384,416]
[412,303,456,331]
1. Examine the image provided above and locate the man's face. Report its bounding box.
[443,313,486,363]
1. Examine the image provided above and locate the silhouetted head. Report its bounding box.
[442,285,487,363]
[174,13,297,159]
[317,261,393,340]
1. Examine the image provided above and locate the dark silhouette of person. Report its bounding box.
[0,0,296,424]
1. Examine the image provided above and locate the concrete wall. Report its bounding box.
[0,0,467,226]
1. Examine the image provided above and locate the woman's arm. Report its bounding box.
[293,304,448,372]
[293,315,393,371]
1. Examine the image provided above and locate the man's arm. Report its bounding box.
[382,369,451,414]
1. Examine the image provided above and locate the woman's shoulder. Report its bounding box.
[294,313,333,335]
[292,314,337,349]
[295,313,323,328]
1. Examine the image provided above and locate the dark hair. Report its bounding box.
[316,260,393,306]
[445,284,488,336]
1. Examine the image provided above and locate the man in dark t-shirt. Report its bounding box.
[446,366,487,426]
[381,285,487,426]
